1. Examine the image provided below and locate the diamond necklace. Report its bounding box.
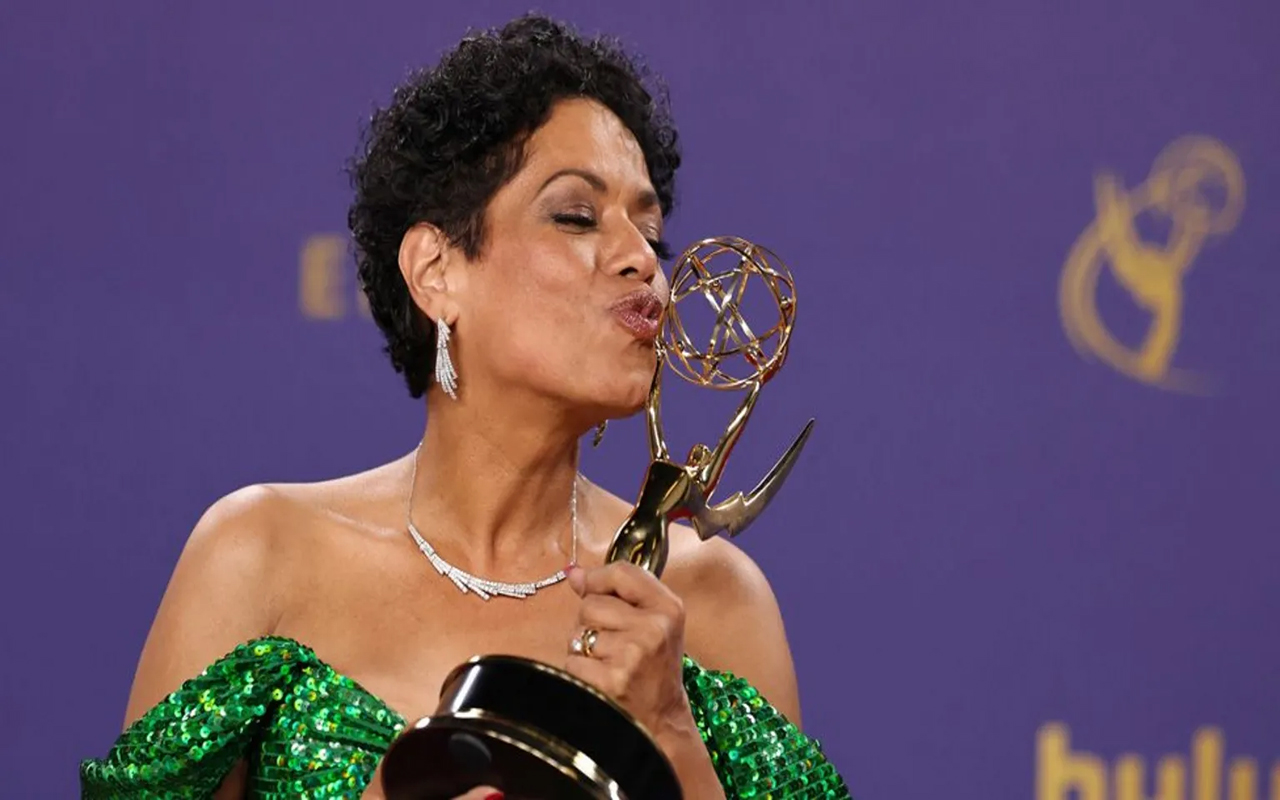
[404,444,579,601]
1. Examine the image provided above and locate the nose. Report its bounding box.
[606,219,661,287]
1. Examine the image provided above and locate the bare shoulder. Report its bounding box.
[181,483,299,581]
[667,525,803,725]
[122,461,405,728]
[123,484,296,724]
[117,474,391,799]
[666,524,774,609]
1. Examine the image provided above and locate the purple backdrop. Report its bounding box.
[3,1,1278,797]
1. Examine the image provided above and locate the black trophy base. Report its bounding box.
[380,655,682,800]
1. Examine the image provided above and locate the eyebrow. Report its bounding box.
[538,168,660,210]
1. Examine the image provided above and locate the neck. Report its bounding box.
[407,388,591,574]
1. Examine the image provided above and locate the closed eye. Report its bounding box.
[554,212,596,229]
[554,212,670,261]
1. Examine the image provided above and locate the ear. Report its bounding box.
[398,222,462,326]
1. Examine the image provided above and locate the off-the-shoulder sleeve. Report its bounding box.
[80,638,325,799]
[683,657,853,799]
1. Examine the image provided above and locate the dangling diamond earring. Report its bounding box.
[592,421,607,447]
[435,320,459,400]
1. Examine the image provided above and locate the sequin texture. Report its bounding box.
[684,659,852,799]
[80,636,850,798]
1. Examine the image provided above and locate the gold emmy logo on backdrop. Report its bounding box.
[1058,136,1245,391]
[299,233,371,319]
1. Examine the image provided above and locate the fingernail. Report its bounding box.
[484,793,504,800]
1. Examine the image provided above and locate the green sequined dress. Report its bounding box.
[80,636,850,799]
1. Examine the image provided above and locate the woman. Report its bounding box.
[80,14,850,800]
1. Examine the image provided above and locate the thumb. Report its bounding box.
[454,787,503,800]
[566,564,587,597]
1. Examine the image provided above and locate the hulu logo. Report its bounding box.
[1037,724,1278,800]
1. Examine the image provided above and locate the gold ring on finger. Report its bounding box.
[580,628,599,658]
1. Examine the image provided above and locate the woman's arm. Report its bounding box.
[677,534,802,724]
[118,485,289,797]
[674,534,853,798]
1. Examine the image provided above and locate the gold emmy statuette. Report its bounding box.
[607,235,813,576]
[381,236,813,800]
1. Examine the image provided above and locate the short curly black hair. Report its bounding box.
[346,13,682,398]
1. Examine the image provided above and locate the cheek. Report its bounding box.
[518,261,594,340]
[469,247,596,370]
[653,265,671,297]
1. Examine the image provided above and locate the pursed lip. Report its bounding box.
[608,287,665,341]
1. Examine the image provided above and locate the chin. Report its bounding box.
[594,369,654,416]
[600,387,649,418]
[574,345,656,414]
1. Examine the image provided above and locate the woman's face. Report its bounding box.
[451,97,670,422]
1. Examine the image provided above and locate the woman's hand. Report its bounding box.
[564,562,690,736]
[564,562,725,799]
